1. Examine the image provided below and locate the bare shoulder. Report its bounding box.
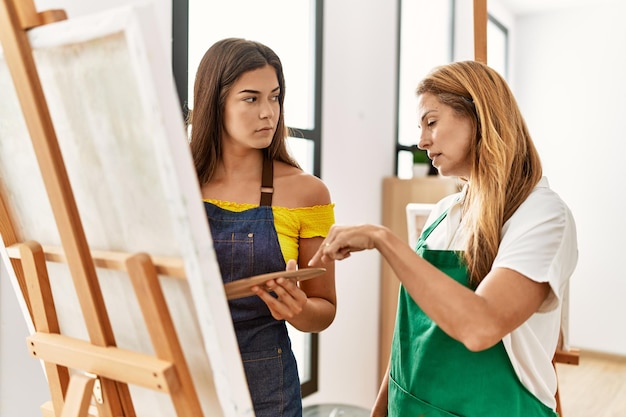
[273,161,332,208]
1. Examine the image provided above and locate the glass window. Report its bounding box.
[395,1,509,177]
[488,14,509,79]
[188,1,317,131]
[171,0,323,397]
[396,0,454,178]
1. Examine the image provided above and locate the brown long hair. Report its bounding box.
[417,61,542,287]
[188,38,300,185]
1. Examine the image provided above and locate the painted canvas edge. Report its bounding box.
[6,3,254,416]
[118,6,255,415]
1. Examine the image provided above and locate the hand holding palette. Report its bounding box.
[224,268,327,300]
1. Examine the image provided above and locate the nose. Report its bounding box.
[259,99,275,120]
[418,129,431,150]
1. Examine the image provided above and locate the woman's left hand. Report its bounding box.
[251,259,309,321]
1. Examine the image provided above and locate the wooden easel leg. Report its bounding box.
[553,347,579,416]
[553,354,570,417]
[126,253,204,416]
[59,374,96,417]
[1,0,138,409]
[19,241,70,416]
[19,241,136,417]
[2,0,66,30]
[473,0,488,63]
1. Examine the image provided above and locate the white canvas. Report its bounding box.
[405,203,435,249]
[0,2,253,416]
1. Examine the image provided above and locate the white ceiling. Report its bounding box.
[497,0,616,15]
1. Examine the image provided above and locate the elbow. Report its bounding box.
[318,305,337,331]
[310,310,336,333]
[458,326,503,352]
[463,338,498,352]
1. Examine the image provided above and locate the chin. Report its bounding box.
[253,138,273,149]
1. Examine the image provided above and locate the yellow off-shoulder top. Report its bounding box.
[204,199,335,264]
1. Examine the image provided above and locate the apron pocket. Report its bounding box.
[242,347,284,417]
[212,231,255,282]
[388,374,462,417]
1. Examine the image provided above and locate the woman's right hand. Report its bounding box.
[308,224,385,266]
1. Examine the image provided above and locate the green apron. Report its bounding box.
[388,209,558,417]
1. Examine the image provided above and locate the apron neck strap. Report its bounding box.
[260,154,274,206]
[415,208,449,252]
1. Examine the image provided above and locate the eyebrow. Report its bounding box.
[420,109,436,122]
[237,86,280,95]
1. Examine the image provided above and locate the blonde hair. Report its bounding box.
[417,61,542,287]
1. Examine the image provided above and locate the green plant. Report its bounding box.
[412,147,429,164]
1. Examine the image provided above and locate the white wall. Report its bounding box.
[302,0,397,409]
[511,1,626,355]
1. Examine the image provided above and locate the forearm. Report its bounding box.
[371,361,390,417]
[310,224,536,350]
[287,297,336,332]
[372,226,499,350]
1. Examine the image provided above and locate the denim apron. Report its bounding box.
[203,158,301,417]
[388,209,558,417]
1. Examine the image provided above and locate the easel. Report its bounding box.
[0,1,234,416]
[473,0,488,64]
[472,1,579,414]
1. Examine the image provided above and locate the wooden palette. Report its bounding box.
[224,268,326,300]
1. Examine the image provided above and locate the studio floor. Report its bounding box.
[556,350,626,417]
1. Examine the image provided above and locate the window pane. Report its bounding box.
[488,17,508,79]
[287,325,311,382]
[397,0,453,178]
[188,0,316,130]
[185,1,321,395]
[397,150,414,180]
[287,136,315,174]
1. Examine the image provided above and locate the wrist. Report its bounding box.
[371,225,390,250]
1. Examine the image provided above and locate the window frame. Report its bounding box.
[393,0,510,176]
[170,0,324,397]
[394,0,454,176]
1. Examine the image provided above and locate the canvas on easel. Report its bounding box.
[0,1,253,416]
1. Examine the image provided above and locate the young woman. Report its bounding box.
[310,60,578,417]
[188,38,336,417]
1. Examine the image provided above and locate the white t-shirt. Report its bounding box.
[421,177,578,409]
